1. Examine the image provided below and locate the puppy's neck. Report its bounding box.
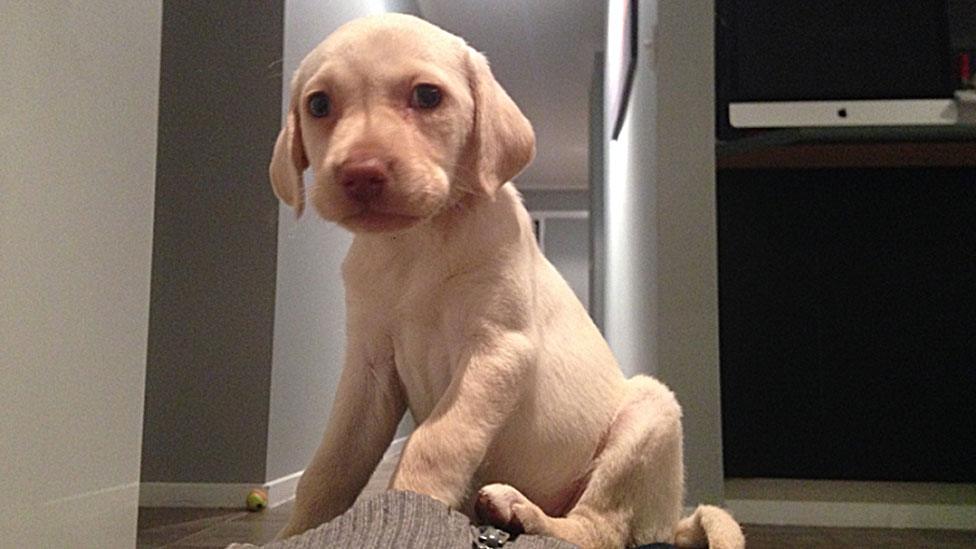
[348,183,534,270]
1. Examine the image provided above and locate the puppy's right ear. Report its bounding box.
[269,104,308,216]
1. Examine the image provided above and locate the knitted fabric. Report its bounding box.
[233,490,577,549]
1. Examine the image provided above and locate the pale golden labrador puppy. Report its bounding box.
[269,13,744,549]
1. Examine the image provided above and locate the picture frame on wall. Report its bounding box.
[607,0,638,139]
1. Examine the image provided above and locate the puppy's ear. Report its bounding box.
[465,48,536,196]
[269,102,308,216]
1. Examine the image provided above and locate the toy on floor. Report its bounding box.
[246,489,268,512]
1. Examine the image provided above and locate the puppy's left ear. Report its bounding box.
[464,48,536,196]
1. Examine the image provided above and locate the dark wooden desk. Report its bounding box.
[717,126,976,169]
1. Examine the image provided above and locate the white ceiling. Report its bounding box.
[416,0,607,190]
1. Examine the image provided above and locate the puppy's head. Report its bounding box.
[270,13,535,233]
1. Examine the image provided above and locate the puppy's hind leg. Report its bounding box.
[587,375,685,547]
[675,505,745,549]
[477,376,685,549]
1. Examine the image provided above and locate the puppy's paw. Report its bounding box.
[477,483,527,533]
[476,483,547,535]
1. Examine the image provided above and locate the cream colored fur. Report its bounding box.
[268,14,744,549]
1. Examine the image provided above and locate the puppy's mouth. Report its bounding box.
[338,207,424,233]
[311,167,451,233]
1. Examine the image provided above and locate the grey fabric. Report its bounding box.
[248,491,577,549]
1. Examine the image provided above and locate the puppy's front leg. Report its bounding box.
[391,332,533,508]
[278,346,406,539]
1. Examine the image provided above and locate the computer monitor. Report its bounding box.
[721,0,957,128]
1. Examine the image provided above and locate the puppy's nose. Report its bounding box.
[339,158,387,203]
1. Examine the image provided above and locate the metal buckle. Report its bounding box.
[473,525,511,548]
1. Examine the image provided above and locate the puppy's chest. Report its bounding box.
[346,258,461,415]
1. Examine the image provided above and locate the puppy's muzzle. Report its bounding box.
[338,156,389,203]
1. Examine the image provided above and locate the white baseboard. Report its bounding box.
[140,471,302,509]
[725,479,976,530]
[385,436,408,459]
[264,470,303,508]
[139,481,258,508]
[139,437,410,509]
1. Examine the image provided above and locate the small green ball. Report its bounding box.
[246,489,268,511]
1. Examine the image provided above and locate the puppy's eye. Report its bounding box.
[308,92,331,118]
[411,84,442,109]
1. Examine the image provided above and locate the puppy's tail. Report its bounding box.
[673,504,745,549]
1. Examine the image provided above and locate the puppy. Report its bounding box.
[269,13,744,549]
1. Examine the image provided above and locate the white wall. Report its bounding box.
[604,0,724,505]
[0,2,162,547]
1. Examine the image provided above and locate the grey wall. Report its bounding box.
[603,0,724,505]
[521,189,590,211]
[521,190,592,312]
[1,2,161,545]
[589,53,607,332]
[142,1,284,484]
[265,0,421,482]
[542,217,591,310]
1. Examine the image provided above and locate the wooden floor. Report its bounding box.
[138,499,976,548]
[138,501,290,548]
[140,446,975,547]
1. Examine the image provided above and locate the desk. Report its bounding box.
[717,126,976,169]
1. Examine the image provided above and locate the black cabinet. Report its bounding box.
[718,166,976,482]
